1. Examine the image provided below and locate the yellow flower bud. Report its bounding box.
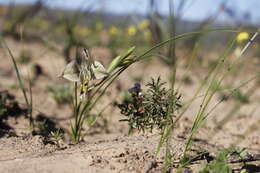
[109,26,118,35]
[127,25,137,36]
[138,20,150,30]
[236,32,249,43]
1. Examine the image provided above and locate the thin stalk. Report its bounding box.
[28,74,33,128]
[74,82,78,127]
[203,73,259,121]
[0,38,30,107]
[182,37,236,158]
[181,28,259,160]
[79,67,124,119]
[0,37,34,128]
[80,67,126,127]
[137,28,257,62]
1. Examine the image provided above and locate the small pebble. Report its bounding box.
[110,165,115,170]
[129,166,134,171]
[144,160,157,173]
[183,169,192,173]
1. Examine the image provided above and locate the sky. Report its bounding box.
[1,0,260,24]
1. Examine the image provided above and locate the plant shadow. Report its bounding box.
[33,113,65,143]
[0,90,26,137]
[242,164,260,173]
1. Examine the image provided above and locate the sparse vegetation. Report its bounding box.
[17,49,32,64]
[48,84,73,105]
[199,151,232,173]
[0,1,259,172]
[118,77,181,133]
[48,128,63,147]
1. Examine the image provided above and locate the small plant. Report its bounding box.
[232,89,249,103]
[0,104,6,116]
[0,91,10,116]
[118,77,182,173]
[230,147,249,160]
[49,129,63,147]
[199,151,232,173]
[17,49,32,64]
[181,75,193,85]
[48,84,73,105]
[59,46,136,142]
[118,77,182,133]
[36,120,48,134]
[0,99,7,116]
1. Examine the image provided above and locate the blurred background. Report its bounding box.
[0,0,259,62]
[1,0,260,23]
[1,0,259,54]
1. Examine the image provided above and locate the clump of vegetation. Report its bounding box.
[34,113,64,142]
[0,104,6,116]
[48,129,63,147]
[17,49,32,64]
[199,151,232,173]
[199,148,251,173]
[48,84,73,105]
[181,75,193,85]
[118,77,182,133]
[232,89,249,103]
[0,92,8,116]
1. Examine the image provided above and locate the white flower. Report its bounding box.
[59,48,108,99]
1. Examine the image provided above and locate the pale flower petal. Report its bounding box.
[91,61,108,79]
[59,60,80,82]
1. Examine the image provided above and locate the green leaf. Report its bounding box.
[107,46,135,73]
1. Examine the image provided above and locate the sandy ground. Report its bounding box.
[0,38,260,172]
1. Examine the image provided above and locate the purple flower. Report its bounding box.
[128,83,141,93]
